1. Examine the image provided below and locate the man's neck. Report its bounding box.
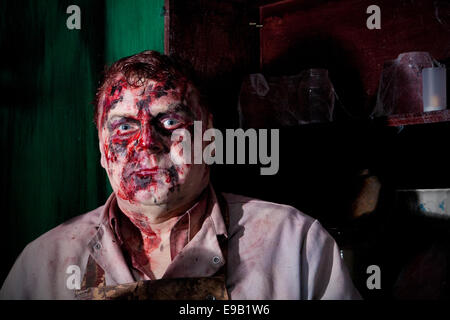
[114,190,207,279]
[127,211,180,238]
[115,188,208,236]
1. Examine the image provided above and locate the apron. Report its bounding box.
[74,192,230,300]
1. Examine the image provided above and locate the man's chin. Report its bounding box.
[130,189,169,206]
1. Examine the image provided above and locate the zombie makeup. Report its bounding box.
[99,76,209,209]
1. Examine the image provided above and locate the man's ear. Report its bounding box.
[96,102,107,169]
[99,135,107,169]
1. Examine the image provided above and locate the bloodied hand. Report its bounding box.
[97,75,210,213]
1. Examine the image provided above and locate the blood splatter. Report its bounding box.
[101,78,198,202]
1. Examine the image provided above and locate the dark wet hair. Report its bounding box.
[93,50,197,129]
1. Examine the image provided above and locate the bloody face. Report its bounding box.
[98,75,209,209]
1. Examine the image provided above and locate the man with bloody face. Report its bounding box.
[95,52,214,281]
[1,51,361,300]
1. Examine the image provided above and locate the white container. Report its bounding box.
[422,67,447,112]
[396,188,450,219]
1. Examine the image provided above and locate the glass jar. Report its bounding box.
[297,69,335,124]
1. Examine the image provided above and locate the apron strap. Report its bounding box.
[214,190,229,279]
[79,255,106,290]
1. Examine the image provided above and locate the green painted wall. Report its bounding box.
[0,0,165,283]
[105,0,165,63]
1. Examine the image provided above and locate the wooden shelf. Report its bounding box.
[383,109,450,127]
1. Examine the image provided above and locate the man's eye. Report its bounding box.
[119,124,131,131]
[161,118,182,130]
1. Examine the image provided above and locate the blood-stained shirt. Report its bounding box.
[108,187,210,281]
[0,185,361,300]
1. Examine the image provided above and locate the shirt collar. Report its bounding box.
[207,184,228,238]
[90,184,228,281]
[100,183,228,249]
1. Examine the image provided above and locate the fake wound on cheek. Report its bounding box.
[107,134,139,162]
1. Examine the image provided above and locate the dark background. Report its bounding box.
[2,0,450,299]
[166,0,450,299]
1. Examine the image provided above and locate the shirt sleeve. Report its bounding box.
[301,219,362,300]
[0,248,30,300]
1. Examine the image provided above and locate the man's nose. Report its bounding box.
[137,125,164,153]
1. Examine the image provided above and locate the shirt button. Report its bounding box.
[205,294,216,300]
[212,256,221,264]
[94,243,102,250]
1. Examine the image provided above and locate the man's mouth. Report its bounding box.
[131,168,159,189]
[135,167,159,177]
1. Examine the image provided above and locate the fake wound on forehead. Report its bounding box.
[138,83,165,98]
[154,102,195,119]
[138,75,179,95]
[152,80,177,96]
[110,83,123,95]
[109,78,128,96]
[110,96,124,108]
[104,80,128,110]
[136,96,152,110]
[100,81,128,128]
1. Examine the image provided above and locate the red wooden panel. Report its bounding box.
[164,0,260,128]
[260,0,450,113]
